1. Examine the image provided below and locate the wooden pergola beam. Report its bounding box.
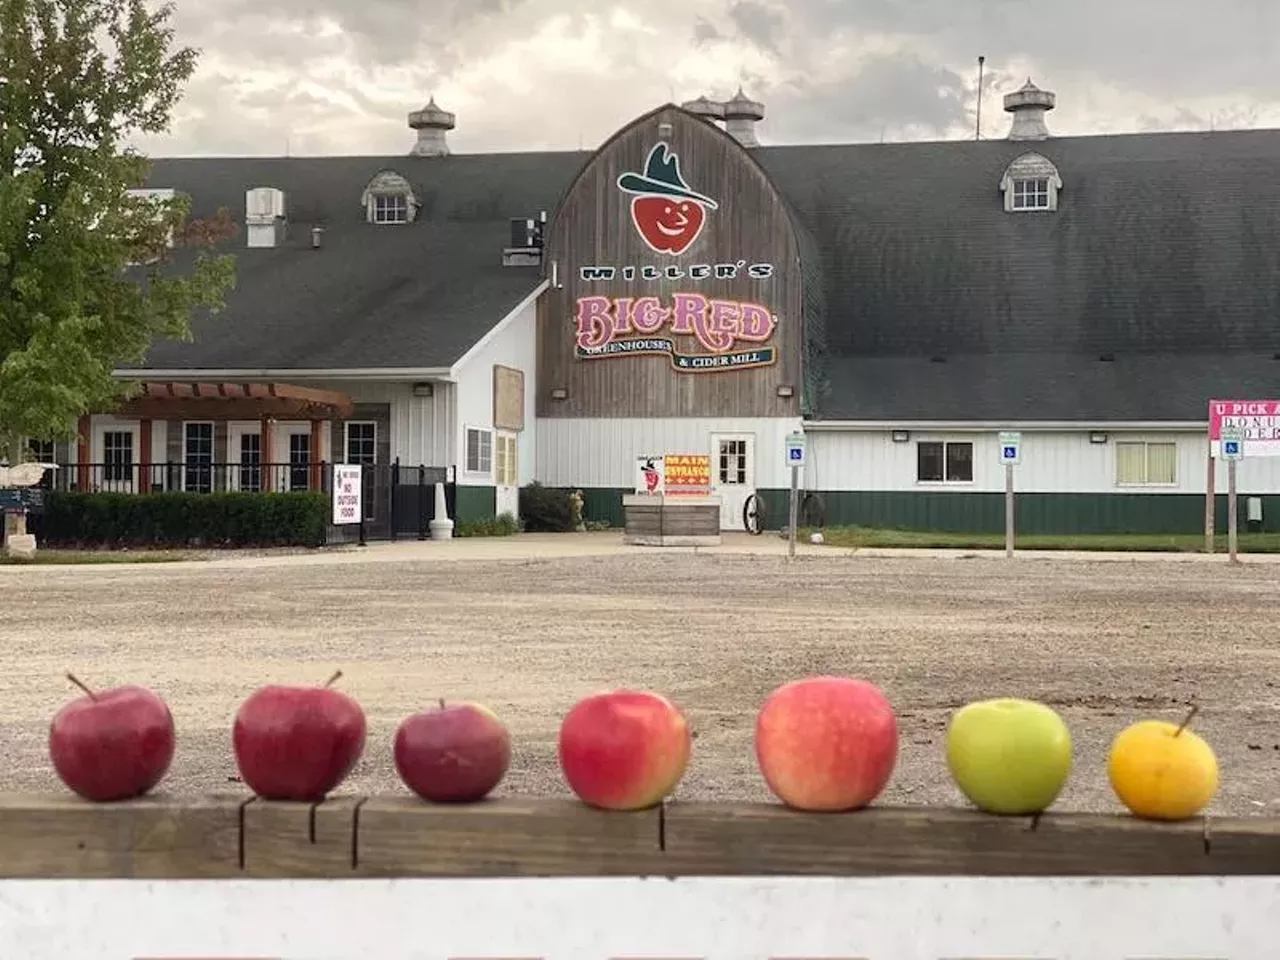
[117,382,355,421]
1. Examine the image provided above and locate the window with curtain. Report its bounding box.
[1115,441,1177,485]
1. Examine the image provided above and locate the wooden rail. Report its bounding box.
[0,796,1276,879]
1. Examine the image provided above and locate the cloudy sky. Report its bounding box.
[135,0,1280,157]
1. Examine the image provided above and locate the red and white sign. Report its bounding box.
[331,464,363,524]
[1208,399,1280,457]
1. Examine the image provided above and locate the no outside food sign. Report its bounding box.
[332,464,363,525]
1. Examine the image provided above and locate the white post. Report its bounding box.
[429,481,454,540]
[1004,462,1015,559]
[1228,458,1238,565]
[787,464,799,560]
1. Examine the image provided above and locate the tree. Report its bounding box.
[0,0,236,462]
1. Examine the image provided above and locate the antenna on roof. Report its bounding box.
[975,55,985,140]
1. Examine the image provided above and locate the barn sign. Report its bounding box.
[1208,398,1280,457]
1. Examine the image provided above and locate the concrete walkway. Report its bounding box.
[6,530,1280,572]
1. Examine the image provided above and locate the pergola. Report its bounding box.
[77,382,355,492]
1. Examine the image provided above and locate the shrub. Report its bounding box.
[456,512,519,537]
[519,482,575,532]
[35,491,328,548]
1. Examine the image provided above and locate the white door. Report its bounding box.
[494,431,519,519]
[96,425,140,493]
[227,424,262,492]
[711,434,755,531]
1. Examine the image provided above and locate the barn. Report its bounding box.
[34,83,1280,536]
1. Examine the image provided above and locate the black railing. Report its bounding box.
[41,460,457,542]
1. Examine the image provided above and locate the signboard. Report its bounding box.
[998,430,1021,465]
[1209,399,1280,457]
[1221,424,1244,461]
[635,456,664,495]
[331,464,362,524]
[785,431,806,468]
[492,365,525,432]
[662,454,710,495]
[0,876,1273,958]
[571,140,779,374]
[0,487,44,514]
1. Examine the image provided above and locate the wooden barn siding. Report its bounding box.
[538,106,805,420]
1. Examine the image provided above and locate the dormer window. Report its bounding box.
[1000,152,1062,213]
[361,170,418,225]
[373,193,408,224]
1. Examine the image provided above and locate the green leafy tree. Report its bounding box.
[0,0,236,462]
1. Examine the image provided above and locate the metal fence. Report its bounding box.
[39,460,456,541]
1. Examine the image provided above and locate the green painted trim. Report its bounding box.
[539,486,1280,536]
[454,485,496,522]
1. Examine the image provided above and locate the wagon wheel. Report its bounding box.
[743,493,767,535]
[799,491,826,530]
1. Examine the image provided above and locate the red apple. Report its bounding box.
[394,698,512,802]
[558,690,691,811]
[755,676,899,811]
[233,669,366,802]
[49,673,175,802]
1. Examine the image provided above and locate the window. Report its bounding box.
[27,440,56,489]
[718,439,748,485]
[494,434,518,487]
[184,422,214,493]
[238,433,262,493]
[289,433,311,491]
[1116,441,1177,486]
[465,427,493,475]
[345,422,376,464]
[917,441,973,483]
[372,193,408,224]
[104,431,133,483]
[1011,177,1050,210]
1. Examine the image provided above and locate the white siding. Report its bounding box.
[305,380,454,467]
[452,298,537,487]
[536,417,803,489]
[809,429,1280,494]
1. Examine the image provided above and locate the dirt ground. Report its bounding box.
[3,548,1279,817]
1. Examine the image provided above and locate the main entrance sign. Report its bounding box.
[617,142,718,255]
[575,293,777,371]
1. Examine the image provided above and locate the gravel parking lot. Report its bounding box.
[4,543,1279,816]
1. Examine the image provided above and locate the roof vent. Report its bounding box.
[723,87,765,147]
[245,187,286,248]
[681,96,725,125]
[408,96,455,157]
[1003,78,1055,141]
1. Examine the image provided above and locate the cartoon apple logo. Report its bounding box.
[617,143,719,256]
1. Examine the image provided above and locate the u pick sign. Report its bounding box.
[1209,398,1280,457]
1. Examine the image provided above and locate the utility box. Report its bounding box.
[1247,496,1264,533]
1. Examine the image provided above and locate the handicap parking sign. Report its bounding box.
[1003,446,1017,459]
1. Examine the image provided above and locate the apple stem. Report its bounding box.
[323,670,342,688]
[65,673,96,701]
[438,697,446,709]
[1174,704,1199,737]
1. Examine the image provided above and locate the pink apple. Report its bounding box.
[394,699,512,802]
[558,690,691,810]
[49,673,175,802]
[233,669,366,802]
[755,675,899,811]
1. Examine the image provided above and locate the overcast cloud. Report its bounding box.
[130,0,1280,157]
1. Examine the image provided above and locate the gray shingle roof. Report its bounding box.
[138,124,1280,419]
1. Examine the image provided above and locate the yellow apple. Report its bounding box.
[1107,710,1219,821]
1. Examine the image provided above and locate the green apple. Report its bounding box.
[945,698,1073,815]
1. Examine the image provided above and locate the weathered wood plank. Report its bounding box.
[355,797,664,877]
[0,794,242,878]
[242,797,360,878]
[661,803,1280,876]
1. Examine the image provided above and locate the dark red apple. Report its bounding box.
[394,698,512,802]
[49,673,175,802]
[232,669,366,802]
